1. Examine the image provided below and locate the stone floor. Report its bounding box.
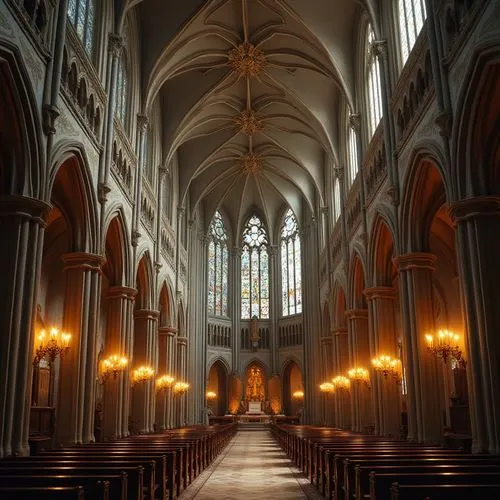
[179,428,322,500]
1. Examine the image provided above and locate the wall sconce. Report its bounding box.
[348,367,370,386]
[33,327,71,365]
[372,355,402,382]
[425,330,463,364]
[206,391,217,400]
[132,365,155,384]
[332,376,351,391]
[173,381,190,395]
[319,383,334,393]
[292,390,304,399]
[101,354,128,381]
[157,374,175,391]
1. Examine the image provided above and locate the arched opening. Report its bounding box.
[282,360,303,417]
[207,360,229,417]
[243,360,268,413]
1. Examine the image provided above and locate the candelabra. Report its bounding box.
[348,367,370,386]
[372,355,402,382]
[101,354,128,381]
[173,381,190,395]
[157,374,175,391]
[332,376,351,391]
[132,365,155,384]
[319,382,334,393]
[33,327,71,365]
[425,330,463,364]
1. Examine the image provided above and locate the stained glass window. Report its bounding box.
[67,0,95,55]
[334,178,341,222]
[241,215,269,319]
[207,211,229,317]
[281,209,302,316]
[347,122,358,187]
[115,56,128,124]
[398,0,427,65]
[366,25,383,139]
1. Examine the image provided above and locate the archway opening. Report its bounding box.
[207,361,229,417]
[282,360,303,417]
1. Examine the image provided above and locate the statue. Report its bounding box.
[246,366,264,401]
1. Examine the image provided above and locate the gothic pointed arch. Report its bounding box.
[368,212,398,287]
[135,251,154,310]
[103,209,131,286]
[158,281,174,327]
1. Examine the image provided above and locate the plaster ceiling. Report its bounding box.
[135,0,360,239]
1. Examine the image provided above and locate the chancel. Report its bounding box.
[0,0,500,499]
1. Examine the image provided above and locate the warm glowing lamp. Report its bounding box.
[34,327,71,365]
[372,355,402,381]
[425,330,463,364]
[132,365,155,384]
[319,382,334,393]
[206,391,217,400]
[332,376,351,391]
[173,381,190,395]
[157,374,175,391]
[101,354,128,380]
[348,367,370,385]
[292,390,304,399]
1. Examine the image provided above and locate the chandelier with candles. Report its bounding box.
[132,365,155,384]
[157,374,175,391]
[372,355,402,381]
[425,330,463,364]
[33,327,71,365]
[101,354,128,381]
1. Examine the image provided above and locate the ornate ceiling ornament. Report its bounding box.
[228,42,266,78]
[240,153,263,175]
[234,109,264,136]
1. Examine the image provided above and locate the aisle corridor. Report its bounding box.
[180,429,321,500]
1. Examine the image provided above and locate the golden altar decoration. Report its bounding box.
[246,366,265,402]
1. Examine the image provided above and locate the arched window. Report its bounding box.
[366,25,383,138]
[67,0,95,54]
[281,209,302,316]
[398,0,427,65]
[241,215,269,319]
[333,178,341,222]
[208,211,229,317]
[115,56,128,124]
[347,124,358,186]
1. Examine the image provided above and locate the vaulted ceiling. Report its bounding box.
[133,0,361,239]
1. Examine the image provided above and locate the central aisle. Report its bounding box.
[181,429,320,500]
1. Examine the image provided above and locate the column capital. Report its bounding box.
[137,114,149,133]
[348,113,361,132]
[107,286,137,300]
[176,336,188,346]
[232,246,242,257]
[159,326,177,336]
[394,252,437,272]
[134,309,160,319]
[268,244,279,257]
[320,336,333,344]
[448,196,500,223]
[371,39,388,59]
[0,195,51,224]
[62,252,104,272]
[334,164,345,181]
[333,327,348,336]
[363,286,396,300]
[345,308,369,319]
[108,33,124,57]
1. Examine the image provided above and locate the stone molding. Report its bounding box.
[449,196,500,223]
[394,252,437,272]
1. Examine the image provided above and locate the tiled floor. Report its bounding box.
[180,429,322,500]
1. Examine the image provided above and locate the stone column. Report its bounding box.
[269,245,280,375]
[396,253,442,444]
[176,337,188,426]
[57,253,103,446]
[346,309,371,432]
[364,287,401,438]
[320,336,334,426]
[449,197,500,453]
[231,247,242,375]
[101,286,136,440]
[0,196,48,457]
[131,309,159,433]
[155,327,176,430]
[333,327,350,429]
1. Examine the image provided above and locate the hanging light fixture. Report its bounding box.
[101,354,128,381]
[132,365,155,384]
[425,330,463,364]
[33,327,71,365]
[372,355,402,381]
[157,374,175,391]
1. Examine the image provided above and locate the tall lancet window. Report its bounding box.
[398,0,427,65]
[241,215,269,319]
[334,178,341,222]
[67,0,95,54]
[347,123,359,187]
[207,211,228,317]
[115,55,128,124]
[281,209,302,316]
[366,24,383,138]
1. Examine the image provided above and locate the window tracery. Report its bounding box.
[281,209,302,317]
[366,25,383,138]
[208,211,229,317]
[398,0,427,65]
[241,215,269,319]
[347,124,358,186]
[115,56,128,124]
[334,178,341,222]
[67,0,95,54]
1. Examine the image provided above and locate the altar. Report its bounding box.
[247,401,262,414]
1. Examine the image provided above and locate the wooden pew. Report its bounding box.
[390,482,500,500]
[0,477,112,500]
[0,485,86,499]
